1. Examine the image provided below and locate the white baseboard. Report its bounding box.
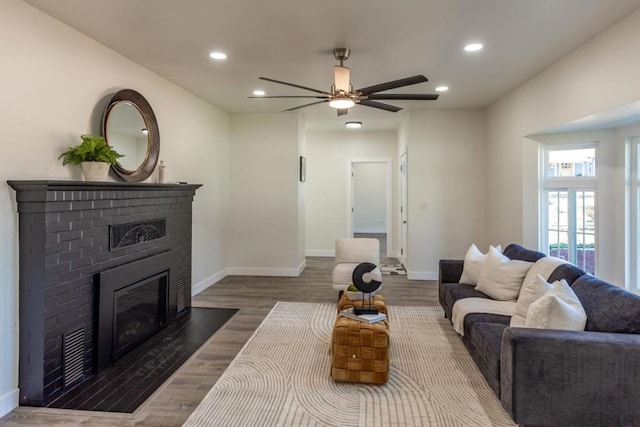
[407,270,438,280]
[305,250,335,257]
[192,268,229,296]
[297,259,307,276]
[0,388,18,418]
[228,259,307,277]
[307,249,400,259]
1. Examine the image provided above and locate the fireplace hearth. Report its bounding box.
[8,181,201,407]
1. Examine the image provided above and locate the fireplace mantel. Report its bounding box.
[8,180,201,202]
[8,180,201,406]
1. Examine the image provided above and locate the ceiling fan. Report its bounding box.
[250,48,439,116]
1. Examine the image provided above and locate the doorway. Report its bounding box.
[400,152,408,266]
[347,159,392,257]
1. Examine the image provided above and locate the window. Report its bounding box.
[545,147,596,177]
[627,137,640,291]
[541,144,597,274]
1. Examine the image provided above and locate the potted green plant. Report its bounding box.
[59,134,124,181]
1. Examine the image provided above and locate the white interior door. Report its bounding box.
[347,159,392,257]
[353,163,387,233]
[400,152,408,266]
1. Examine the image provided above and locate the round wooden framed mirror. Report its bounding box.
[102,89,160,182]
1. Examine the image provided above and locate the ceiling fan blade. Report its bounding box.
[249,95,329,99]
[259,77,331,95]
[283,100,329,112]
[359,99,403,113]
[337,108,348,117]
[357,75,428,95]
[368,93,439,101]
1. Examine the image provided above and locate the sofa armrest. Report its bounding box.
[501,327,640,426]
[438,259,463,285]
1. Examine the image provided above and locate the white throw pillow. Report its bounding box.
[476,246,533,301]
[518,256,569,300]
[510,274,554,327]
[459,244,502,285]
[524,280,587,331]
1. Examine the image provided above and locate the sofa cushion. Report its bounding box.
[440,282,490,314]
[467,322,508,381]
[525,280,586,331]
[463,313,510,336]
[547,262,586,285]
[572,275,640,333]
[503,243,546,262]
[476,247,533,301]
[459,244,501,285]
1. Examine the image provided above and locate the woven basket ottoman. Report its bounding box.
[330,299,390,384]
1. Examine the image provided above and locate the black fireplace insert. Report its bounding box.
[97,251,177,372]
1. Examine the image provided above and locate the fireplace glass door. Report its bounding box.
[113,271,169,360]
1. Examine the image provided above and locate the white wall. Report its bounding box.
[401,110,487,279]
[353,163,387,233]
[0,0,229,415]
[227,113,305,276]
[486,10,640,252]
[305,130,398,256]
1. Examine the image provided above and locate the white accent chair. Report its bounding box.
[332,238,382,293]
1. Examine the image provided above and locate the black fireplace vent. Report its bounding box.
[110,219,166,250]
[62,328,85,389]
[177,276,186,313]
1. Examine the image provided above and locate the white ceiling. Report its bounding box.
[22,0,640,130]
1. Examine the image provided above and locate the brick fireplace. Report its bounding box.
[7,181,201,406]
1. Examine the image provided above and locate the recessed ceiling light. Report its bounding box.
[253,89,266,96]
[435,86,449,92]
[464,43,483,52]
[345,121,362,129]
[209,51,227,60]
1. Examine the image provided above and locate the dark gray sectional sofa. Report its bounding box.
[439,243,640,427]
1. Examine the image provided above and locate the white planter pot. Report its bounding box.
[80,161,111,181]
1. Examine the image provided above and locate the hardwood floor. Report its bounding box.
[1,256,438,426]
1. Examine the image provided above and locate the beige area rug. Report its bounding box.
[183,302,515,427]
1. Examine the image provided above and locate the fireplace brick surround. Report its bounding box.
[8,181,201,407]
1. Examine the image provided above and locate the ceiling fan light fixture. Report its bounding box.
[334,65,351,93]
[435,86,449,92]
[253,48,439,114]
[252,89,266,96]
[329,97,355,109]
[345,121,362,129]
